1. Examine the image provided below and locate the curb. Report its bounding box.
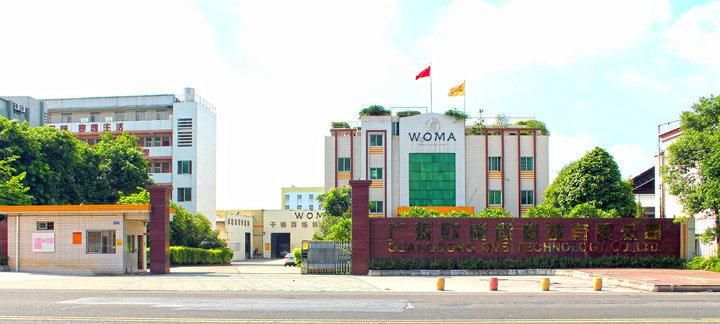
[367,269,718,292]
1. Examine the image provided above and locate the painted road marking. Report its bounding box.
[0,316,720,323]
[57,297,411,313]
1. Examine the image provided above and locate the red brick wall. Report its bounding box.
[369,218,680,260]
[0,219,7,258]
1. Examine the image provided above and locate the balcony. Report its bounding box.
[150,173,172,184]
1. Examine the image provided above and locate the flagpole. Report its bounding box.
[429,62,433,113]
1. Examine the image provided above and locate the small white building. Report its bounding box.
[223,214,254,261]
[262,210,323,258]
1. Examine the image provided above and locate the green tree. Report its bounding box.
[523,204,564,218]
[317,186,351,217]
[359,105,391,117]
[118,189,225,249]
[94,133,152,203]
[0,157,32,206]
[663,95,720,247]
[543,147,635,217]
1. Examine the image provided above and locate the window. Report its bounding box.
[370,134,383,146]
[337,157,351,172]
[392,122,399,136]
[36,221,54,230]
[154,136,161,147]
[309,205,314,211]
[284,194,290,204]
[60,113,72,123]
[369,201,384,213]
[489,190,502,205]
[156,110,168,120]
[89,112,100,122]
[144,136,152,147]
[135,110,146,121]
[86,230,116,254]
[177,161,192,174]
[409,153,456,206]
[521,190,534,205]
[297,194,302,201]
[114,112,125,122]
[126,235,137,253]
[370,168,383,180]
[177,187,192,202]
[489,157,502,171]
[520,157,534,171]
[309,194,314,201]
[162,136,171,146]
[297,204,302,210]
[285,205,290,210]
[152,163,161,173]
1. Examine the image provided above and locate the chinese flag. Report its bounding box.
[415,65,431,80]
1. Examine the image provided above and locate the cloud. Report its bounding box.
[550,133,655,181]
[418,0,671,76]
[611,69,671,92]
[665,1,720,70]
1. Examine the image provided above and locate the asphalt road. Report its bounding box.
[2,289,720,323]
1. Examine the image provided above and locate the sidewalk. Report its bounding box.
[0,261,640,293]
[574,269,720,292]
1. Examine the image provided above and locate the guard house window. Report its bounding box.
[370,168,383,180]
[36,222,54,230]
[489,190,502,205]
[114,112,125,122]
[60,113,72,123]
[520,157,534,171]
[135,110,146,121]
[369,201,384,213]
[156,110,168,120]
[178,161,192,174]
[86,230,116,254]
[392,122,399,136]
[521,190,534,205]
[337,157,351,172]
[89,112,100,122]
[370,134,383,146]
[489,157,502,171]
[177,188,192,202]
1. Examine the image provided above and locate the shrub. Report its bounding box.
[523,204,564,218]
[369,256,686,270]
[168,246,233,265]
[568,202,620,218]
[397,110,421,118]
[399,207,443,218]
[0,255,8,266]
[331,121,350,129]
[467,121,486,135]
[514,119,550,135]
[687,256,720,272]
[474,208,512,218]
[359,105,390,117]
[444,108,469,120]
[293,247,302,267]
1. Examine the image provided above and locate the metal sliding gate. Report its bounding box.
[301,240,351,275]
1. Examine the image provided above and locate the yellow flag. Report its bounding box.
[449,82,465,96]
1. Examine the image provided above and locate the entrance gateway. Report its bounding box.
[348,180,694,275]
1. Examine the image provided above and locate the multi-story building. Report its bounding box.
[631,166,656,218]
[325,112,549,218]
[657,122,715,256]
[281,186,324,211]
[0,96,46,126]
[42,88,217,223]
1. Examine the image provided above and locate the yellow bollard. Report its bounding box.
[436,277,445,291]
[593,278,602,291]
[540,277,550,291]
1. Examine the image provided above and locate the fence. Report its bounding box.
[301,240,352,275]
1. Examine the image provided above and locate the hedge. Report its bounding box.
[369,256,686,270]
[169,246,233,265]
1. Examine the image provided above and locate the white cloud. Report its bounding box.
[418,0,671,75]
[612,69,671,92]
[550,133,655,181]
[665,1,720,70]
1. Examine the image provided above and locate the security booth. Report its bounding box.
[0,205,151,275]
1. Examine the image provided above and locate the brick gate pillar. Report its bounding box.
[148,184,172,274]
[350,180,372,275]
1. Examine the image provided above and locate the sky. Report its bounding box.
[1,0,719,210]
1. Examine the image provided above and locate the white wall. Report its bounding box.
[262,210,323,258]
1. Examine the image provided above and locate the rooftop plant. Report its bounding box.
[359,105,391,117]
[444,108,469,120]
[514,119,550,135]
[331,121,350,129]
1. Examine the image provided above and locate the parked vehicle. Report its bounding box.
[283,253,296,267]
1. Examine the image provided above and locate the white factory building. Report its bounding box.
[42,88,217,222]
[325,112,549,217]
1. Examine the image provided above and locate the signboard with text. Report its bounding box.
[32,233,55,253]
[369,218,680,259]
